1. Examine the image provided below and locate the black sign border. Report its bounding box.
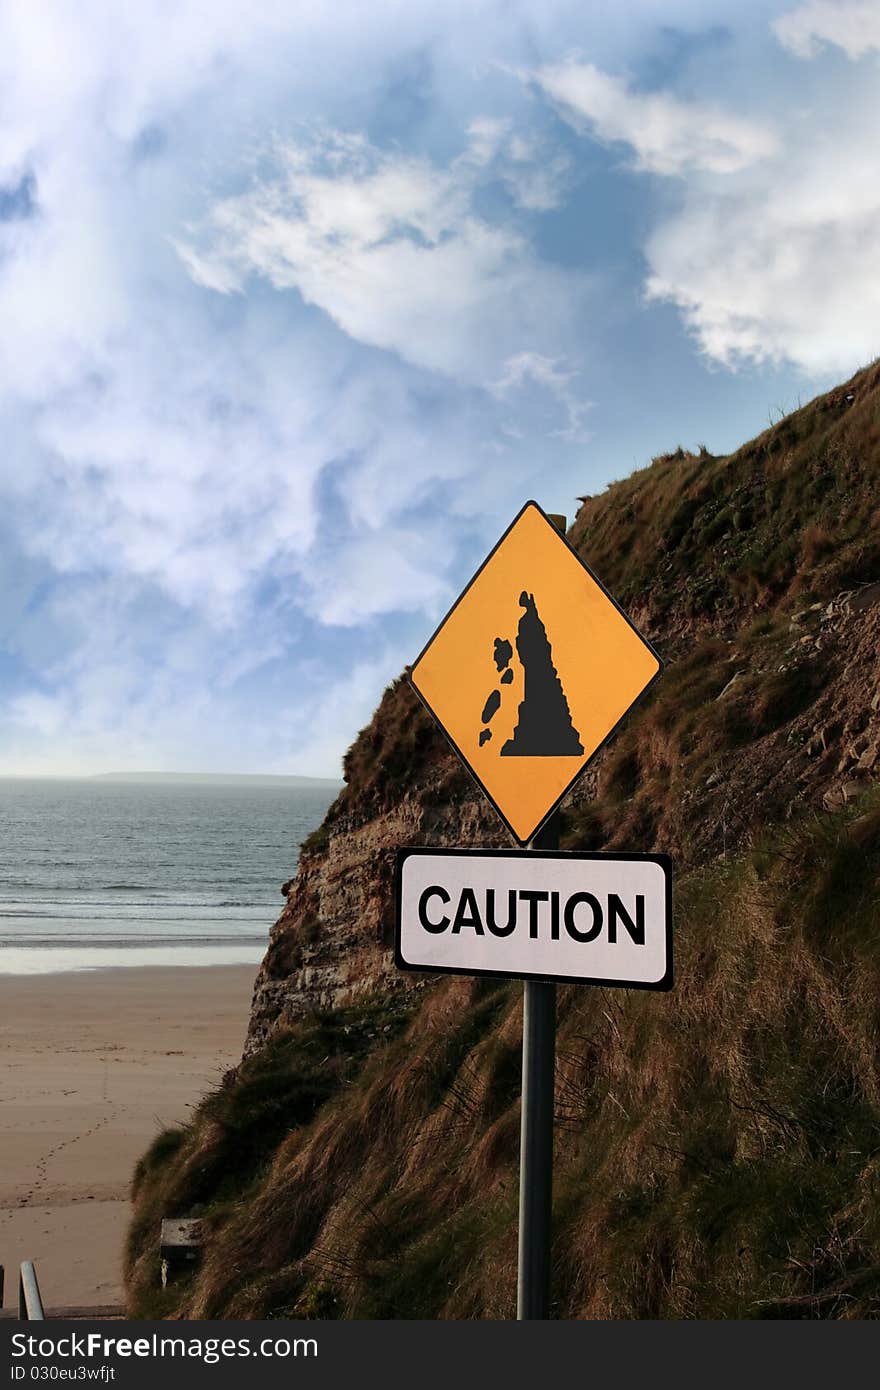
[407,499,664,846]
[395,847,673,991]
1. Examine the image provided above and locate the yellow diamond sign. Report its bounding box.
[409,501,662,844]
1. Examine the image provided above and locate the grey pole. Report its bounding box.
[517,509,566,1321]
[19,1260,45,1320]
[517,814,558,1319]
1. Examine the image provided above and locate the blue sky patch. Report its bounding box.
[0,1,875,775]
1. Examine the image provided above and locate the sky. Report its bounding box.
[1,0,878,777]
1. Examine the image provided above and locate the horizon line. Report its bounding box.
[0,770,343,784]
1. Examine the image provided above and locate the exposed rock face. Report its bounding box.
[245,578,880,1057]
[127,363,880,1324]
[677,590,880,859]
[245,362,880,1057]
[245,766,506,1054]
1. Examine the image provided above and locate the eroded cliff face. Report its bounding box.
[245,362,880,1057]
[246,770,505,1052]
[128,362,880,1322]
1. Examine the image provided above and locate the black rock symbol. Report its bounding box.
[501,591,583,756]
[481,690,501,723]
[493,638,513,671]
[477,634,515,746]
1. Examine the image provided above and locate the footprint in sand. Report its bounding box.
[16,1113,113,1208]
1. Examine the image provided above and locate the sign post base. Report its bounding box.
[517,975,556,1319]
[517,809,559,1321]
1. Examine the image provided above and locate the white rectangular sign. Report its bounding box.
[396,848,672,990]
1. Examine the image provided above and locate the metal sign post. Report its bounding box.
[395,844,673,1315]
[399,501,670,1321]
[517,510,565,1319]
[518,811,558,1319]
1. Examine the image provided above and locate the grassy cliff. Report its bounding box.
[126,362,880,1319]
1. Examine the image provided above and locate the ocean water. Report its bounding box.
[0,778,339,974]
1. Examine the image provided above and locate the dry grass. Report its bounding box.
[316,361,880,860]
[127,792,880,1320]
[126,365,880,1320]
[568,359,880,632]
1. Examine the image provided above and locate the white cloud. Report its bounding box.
[8,0,833,776]
[0,102,573,640]
[774,1,880,60]
[0,594,401,779]
[461,118,572,210]
[526,52,880,376]
[305,527,456,627]
[0,557,406,778]
[0,0,605,776]
[492,353,592,443]
[175,127,580,380]
[7,691,68,740]
[643,98,880,374]
[533,60,778,175]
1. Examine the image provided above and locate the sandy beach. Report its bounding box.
[0,965,256,1314]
